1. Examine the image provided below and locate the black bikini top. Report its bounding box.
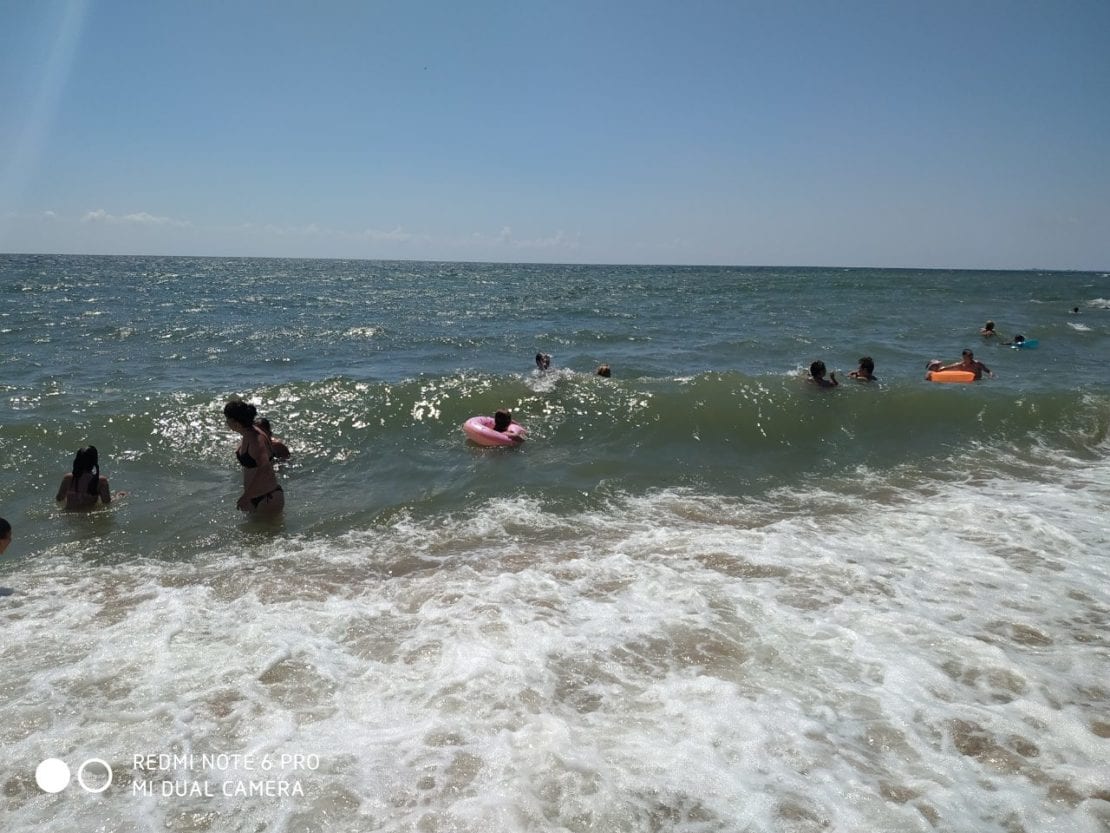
[236,430,271,468]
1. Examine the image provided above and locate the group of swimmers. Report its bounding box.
[806,356,878,387]
[0,323,1053,535]
[979,320,1032,346]
[1,358,561,533]
[0,402,296,536]
[536,352,611,378]
[808,347,996,387]
[541,322,1012,394]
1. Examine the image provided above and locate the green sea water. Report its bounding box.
[2,255,1107,552]
[1,255,1108,832]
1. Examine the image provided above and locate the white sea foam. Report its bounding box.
[344,326,379,339]
[2,454,1108,831]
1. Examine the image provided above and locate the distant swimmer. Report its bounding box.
[535,352,552,371]
[55,446,114,510]
[224,399,284,515]
[0,517,10,555]
[808,360,838,388]
[462,409,526,446]
[1071,307,1080,314]
[939,349,994,380]
[596,364,611,377]
[1004,334,1026,346]
[980,320,997,338]
[256,418,291,460]
[848,356,877,382]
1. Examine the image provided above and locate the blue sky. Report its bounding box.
[1,0,1107,268]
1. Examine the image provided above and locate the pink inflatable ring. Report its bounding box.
[462,416,526,446]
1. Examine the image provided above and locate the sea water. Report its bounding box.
[1,255,1108,832]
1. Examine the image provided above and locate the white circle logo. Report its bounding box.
[77,758,113,793]
[35,758,71,793]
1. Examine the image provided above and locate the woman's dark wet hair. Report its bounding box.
[224,400,258,428]
[256,418,273,436]
[858,356,874,374]
[0,517,10,538]
[493,410,512,432]
[72,446,101,495]
[810,360,827,378]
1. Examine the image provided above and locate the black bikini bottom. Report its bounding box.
[251,486,283,508]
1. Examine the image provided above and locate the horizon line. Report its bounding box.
[1,250,1104,274]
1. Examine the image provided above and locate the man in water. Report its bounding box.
[808,360,838,387]
[0,517,11,555]
[849,356,877,381]
[535,352,551,371]
[940,350,994,380]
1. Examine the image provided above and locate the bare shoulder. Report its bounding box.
[56,472,74,500]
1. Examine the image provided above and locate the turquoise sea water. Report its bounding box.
[1,254,1108,832]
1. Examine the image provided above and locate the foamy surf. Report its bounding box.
[3,448,1108,832]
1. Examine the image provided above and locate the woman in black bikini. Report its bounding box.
[224,400,284,516]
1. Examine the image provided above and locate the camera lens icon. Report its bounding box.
[35,758,113,793]
[77,758,113,793]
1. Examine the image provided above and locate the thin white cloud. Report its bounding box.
[513,229,579,250]
[13,209,579,259]
[461,226,581,251]
[243,221,427,244]
[81,208,191,227]
[356,225,422,243]
[264,222,324,237]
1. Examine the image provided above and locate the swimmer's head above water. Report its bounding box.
[224,399,258,430]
